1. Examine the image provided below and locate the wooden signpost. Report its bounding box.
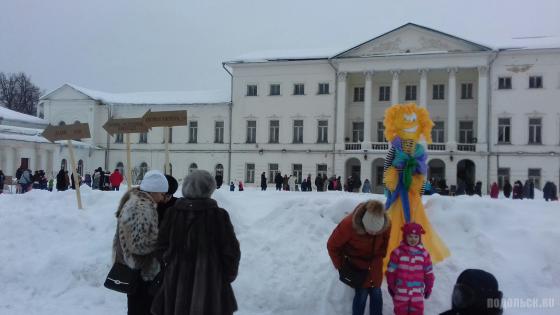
[42,123,91,210]
[103,118,150,190]
[142,110,188,175]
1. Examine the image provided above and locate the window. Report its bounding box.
[432,84,445,100]
[528,118,542,144]
[352,122,364,142]
[247,84,257,96]
[459,121,474,143]
[269,120,279,143]
[139,132,148,144]
[163,127,173,143]
[529,76,543,89]
[498,77,512,89]
[294,83,305,95]
[189,163,198,174]
[270,84,280,96]
[318,83,329,95]
[292,164,302,184]
[268,163,279,184]
[138,162,149,181]
[189,121,198,143]
[498,118,511,144]
[115,133,124,143]
[293,120,304,143]
[379,86,390,101]
[116,162,124,175]
[498,168,510,189]
[317,164,327,178]
[377,121,386,142]
[246,163,255,183]
[405,85,417,101]
[214,121,224,143]
[317,120,328,143]
[528,168,541,189]
[246,120,256,143]
[432,121,445,143]
[353,87,364,102]
[77,160,84,175]
[61,159,67,171]
[461,83,473,99]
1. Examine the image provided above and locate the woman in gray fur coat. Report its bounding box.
[151,169,241,315]
[113,170,168,315]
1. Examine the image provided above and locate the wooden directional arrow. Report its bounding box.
[103,117,150,135]
[41,123,91,142]
[143,109,188,128]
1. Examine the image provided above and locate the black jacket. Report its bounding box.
[152,198,240,315]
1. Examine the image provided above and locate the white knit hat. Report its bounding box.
[140,170,168,193]
[362,210,385,234]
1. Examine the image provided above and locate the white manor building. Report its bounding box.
[34,23,560,193]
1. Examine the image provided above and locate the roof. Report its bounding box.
[42,84,230,105]
[0,124,94,148]
[0,106,47,125]
[225,48,344,64]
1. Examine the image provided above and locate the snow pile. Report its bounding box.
[0,106,46,125]
[0,188,559,314]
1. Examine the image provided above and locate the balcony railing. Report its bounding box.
[371,142,389,151]
[345,142,362,150]
[428,143,446,151]
[457,143,476,152]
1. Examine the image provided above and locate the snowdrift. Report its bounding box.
[0,187,558,314]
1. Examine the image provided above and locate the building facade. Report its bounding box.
[39,23,560,192]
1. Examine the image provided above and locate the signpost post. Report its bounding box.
[103,118,150,190]
[142,110,188,175]
[42,123,91,210]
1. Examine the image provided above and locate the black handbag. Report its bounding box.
[104,262,141,294]
[338,256,371,288]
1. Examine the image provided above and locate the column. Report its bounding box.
[419,69,428,107]
[336,72,348,149]
[363,71,373,147]
[391,70,400,105]
[447,68,457,150]
[46,150,54,178]
[477,66,489,152]
[35,147,42,171]
[5,147,15,176]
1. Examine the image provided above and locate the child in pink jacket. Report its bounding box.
[386,222,434,315]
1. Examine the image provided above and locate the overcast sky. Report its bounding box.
[1,0,559,94]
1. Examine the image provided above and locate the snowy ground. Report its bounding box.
[0,187,559,314]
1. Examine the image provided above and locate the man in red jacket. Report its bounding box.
[109,169,124,191]
[327,200,391,315]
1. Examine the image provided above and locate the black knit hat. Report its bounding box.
[450,269,503,315]
[165,175,178,196]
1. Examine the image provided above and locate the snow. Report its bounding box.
[0,188,559,314]
[0,124,96,147]
[227,48,344,63]
[0,106,46,125]
[58,84,230,105]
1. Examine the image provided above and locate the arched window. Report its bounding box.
[60,159,67,171]
[188,163,198,174]
[116,162,124,175]
[73,120,81,141]
[77,160,84,175]
[215,164,224,177]
[138,162,149,181]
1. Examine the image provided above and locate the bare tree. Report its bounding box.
[0,72,41,115]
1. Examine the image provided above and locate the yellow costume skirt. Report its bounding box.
[383,192,450,271]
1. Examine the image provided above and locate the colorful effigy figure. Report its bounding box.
[383,103,450,268]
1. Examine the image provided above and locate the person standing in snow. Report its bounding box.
[0,170,4,194]
[215,173,223,189]
[512,180,524,200]
[361,179,372,193]
[327,200,391,315]
[275,172,283,191]
[151,170,240,315]
[18,168,32,193]
[386,223,434,315]
[238,181,244,191]
[502,180,512,199]
[110,169,124,191]
[112,170,168,315]
[315,174,323,192]
[260,172,267,191]
[288,175,296,191]
[229,181,235,191]
[490,182,499,199]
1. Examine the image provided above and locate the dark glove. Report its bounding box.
[388,287,395,297]
[424,290,431,299]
